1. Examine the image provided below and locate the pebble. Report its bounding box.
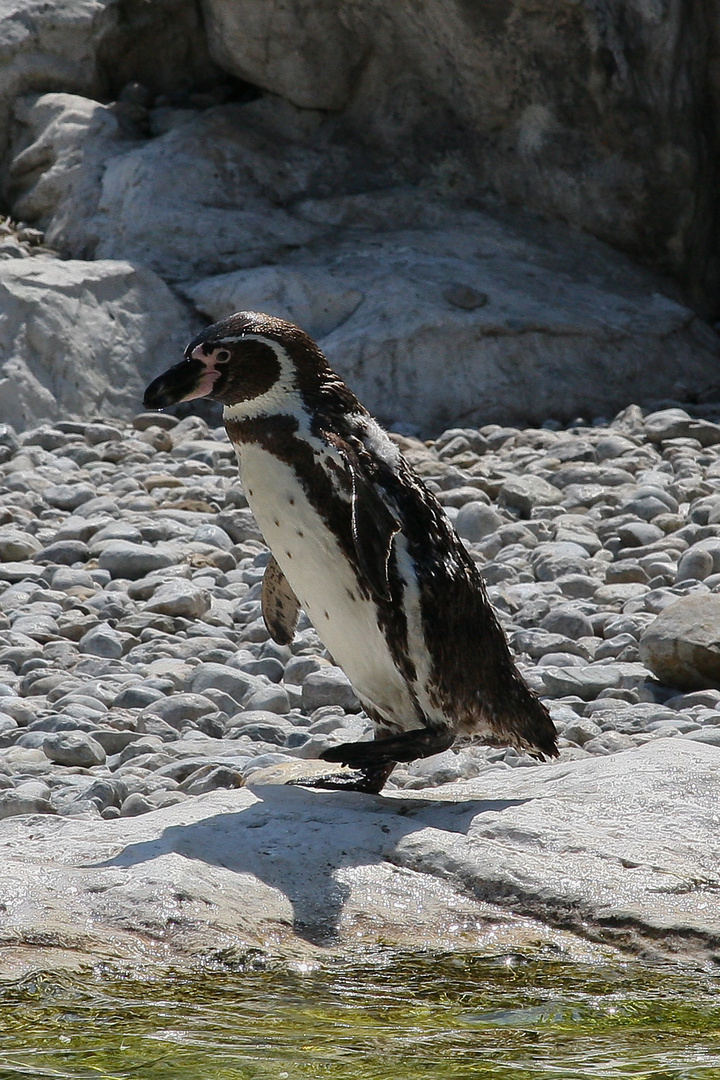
[0,403,717,813]
[43,730,107,767]
[144,579,212,618]
[98,541,177,579]
[301,667,360,712]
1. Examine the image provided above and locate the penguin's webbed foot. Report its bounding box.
[287,761,395,795]
[320,727,455,769]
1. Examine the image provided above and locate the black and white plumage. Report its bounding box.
[144,311,558,793]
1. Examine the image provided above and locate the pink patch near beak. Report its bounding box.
[179,345,223,401]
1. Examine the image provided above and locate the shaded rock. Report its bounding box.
[639,595,720,691]
[616,522,665,548]
[180,764,245,795]
[199,0,720,312]
[0,0,216,164]
[675,548,714,584]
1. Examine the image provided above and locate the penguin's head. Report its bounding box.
[143,310,325,411]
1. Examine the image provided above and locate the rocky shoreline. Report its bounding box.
[2,400,720,969]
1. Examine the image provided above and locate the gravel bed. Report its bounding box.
[0,401,719,819]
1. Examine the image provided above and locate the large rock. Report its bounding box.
[7,94,128,259]
[1,1,719,314]
[1,740,719,973]
[14,93,718,433]
[0,0,217,162]
[7,93,350,281]
[184,206,719,433]
[199,0,719,311]
[0,257,193,428]
[639,595,720,691]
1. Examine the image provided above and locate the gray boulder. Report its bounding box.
[639,595,720,691]
[0,0,216,163]
[8,93,335,282]
[43,730,106,767]
[200,0,718,308]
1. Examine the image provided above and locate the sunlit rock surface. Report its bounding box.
[1,739,718,973]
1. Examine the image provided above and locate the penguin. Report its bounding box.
[144,311,558,793]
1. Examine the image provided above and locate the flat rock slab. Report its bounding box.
[1,739,717,974]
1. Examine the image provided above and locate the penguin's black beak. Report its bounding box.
[143,357,208,409]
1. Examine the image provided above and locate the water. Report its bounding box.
[1,951,719,1080]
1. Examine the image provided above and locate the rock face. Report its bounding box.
[6,88,718,431]
[639,595,720,691]
[1,740,719,972]
[1,9,719,430]
[0,258,193,427]
[8,94,340,281]
[5,0,717,314]
[184,209,719,432]
[0,0,218,161]
[200,0,720,312]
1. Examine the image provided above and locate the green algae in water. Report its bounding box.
[1,952,719,1080]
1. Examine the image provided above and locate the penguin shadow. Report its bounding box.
[97,786,529,946]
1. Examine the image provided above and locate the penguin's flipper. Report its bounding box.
[349,467,401,600]
[261,555,300,645]
[328,438,400,601]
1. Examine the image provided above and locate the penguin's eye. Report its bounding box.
[215,350,230,364]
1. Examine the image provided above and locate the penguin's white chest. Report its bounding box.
[236,441,418,728]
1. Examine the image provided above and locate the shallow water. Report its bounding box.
[1,951,719,1080]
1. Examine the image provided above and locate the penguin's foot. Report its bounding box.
[320,727,455,769]
[287,761,396,794]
